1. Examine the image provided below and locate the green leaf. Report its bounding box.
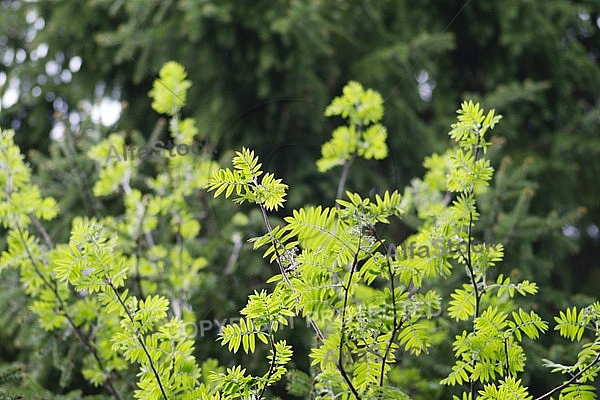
[449,284,476,321]
[554,306,586,342]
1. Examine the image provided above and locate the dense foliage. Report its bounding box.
[1,62,599,398]
[1,0,599,398]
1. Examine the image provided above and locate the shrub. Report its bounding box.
[0,62,598,399]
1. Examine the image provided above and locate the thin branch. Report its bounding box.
[86,229,169,399]
[108,282,169,400]
[371,228,404,386]
[336,152,357,206]
[15,226,122,399]
[258,205,325,341]
[28,214,54,248]
[256,331,277,400]
[258,204,361,399]
[466,128,484,321]
[466,128,483,398]
[503,335,511,377]
[465,212,480,319]
[534,350,600,400]
[380,317,404,386]
[337,236,362,399]
[131,195,150,298]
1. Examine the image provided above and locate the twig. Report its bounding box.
[28,214,54,248]
[466,128,483,398]
[15,226,122,399]
[87,230,169,399]
[337,237,363,399]
[258,205,324,340]
[371,228,404,386]
[109,282,169,400]
[256,332,277,400]
[534,351,600,400]
[336,152,357,206]
[258,204,362,398]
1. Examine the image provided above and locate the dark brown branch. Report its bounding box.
[370,228,404,386]
[337,236,362,399]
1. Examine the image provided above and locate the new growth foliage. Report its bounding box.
[0,62,599,399]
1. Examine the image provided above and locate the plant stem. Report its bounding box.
[15,226,122,399]
[109,282,169,400]
[336,153,356,206]
[338,238,362,399]
[534,350,600,400]
[258,204,361,399]
[258,205,325,341]
[372,229,403,386]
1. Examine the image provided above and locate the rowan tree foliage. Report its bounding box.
[1,0,600,398]
[2,0,598,297]
[1,65,598,398]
